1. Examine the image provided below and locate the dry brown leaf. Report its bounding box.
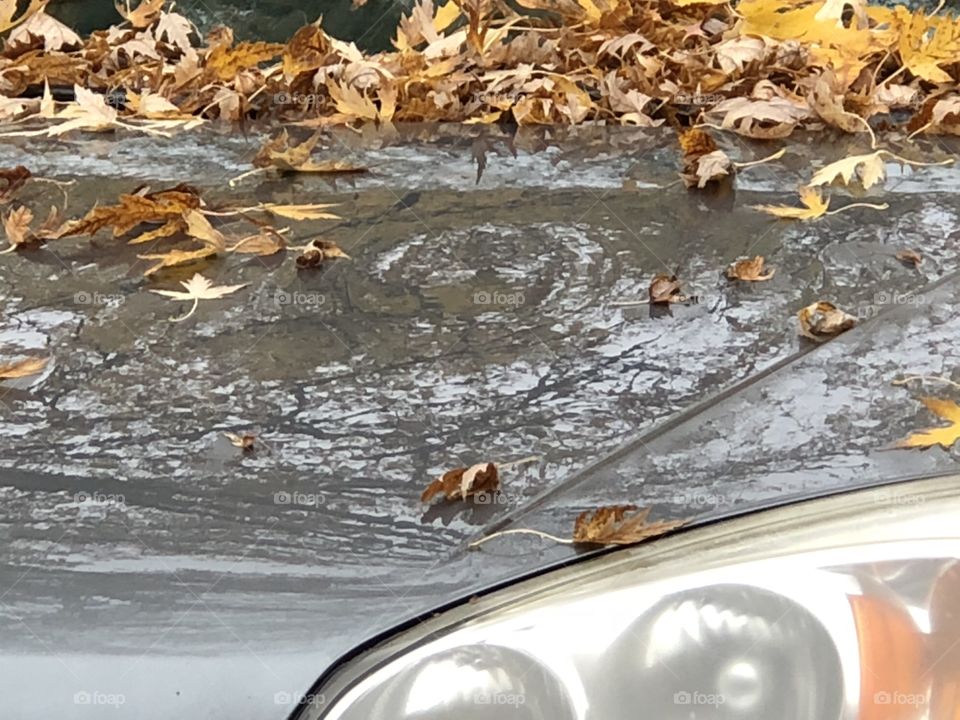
[117,0,167,29]
[0,0,47,33]
[573,505,684,546]
[224,431,256,451]
[809,151,887,190]
[0,166,31,203]
[253,130,367,175]
[797,301,856,341]
[7,10,81,51]
[726,255,775,281]
[896,248,922,268]
[226,230,286,256]
[648,274,684,304]
[678,129,733,188]
[2,206,34,250]
[0,356,49,379]
[896,397,960,450]
[256,203,340,221]
[60,185,202,239]
[421,461,500,503]
[295,239,350,268]
[752,186,830,220]
[137,245,218,275]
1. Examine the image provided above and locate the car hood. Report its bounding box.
[1,128,959,719]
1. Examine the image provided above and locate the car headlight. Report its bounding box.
[296,476,960,720]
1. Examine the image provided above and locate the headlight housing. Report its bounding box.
[296,476,960,720]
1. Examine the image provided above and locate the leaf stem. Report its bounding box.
[169,298,199,322]
[468,528,573,550]
[498,454,541,470]
[825,201,889,215]
[892,375,960,390]
[733,148,786,170]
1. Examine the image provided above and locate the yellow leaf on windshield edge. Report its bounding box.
[752,186,830,220]
[897,397,960,449]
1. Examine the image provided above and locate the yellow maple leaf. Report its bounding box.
[809,151,887,190]
[752,186,831,219]
[896,7,960,84]
[898,397,960,449]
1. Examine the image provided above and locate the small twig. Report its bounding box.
[498,454,541,471]
[892,375,960,390]
[609,299,651,306]
[468,528,573,549]
[228,167,268,187]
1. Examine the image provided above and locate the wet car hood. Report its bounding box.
[1,127,959,719]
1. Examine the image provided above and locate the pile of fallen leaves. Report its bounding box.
[2,0,960,134]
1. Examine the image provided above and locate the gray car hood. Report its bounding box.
[1,127,959,719]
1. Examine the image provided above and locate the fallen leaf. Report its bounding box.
[149,272,247,322]
[1,206,34,250]
[897,397,960,450]
[226,229,286,256]
[255,203,340,221]
[295,239,350,268]
[896,249,922,268]
[648,274,684,304]
[809,151,887,190]
[421,462,500,503]
[117,0,167,29]
[0,356,49,379]
[0,166,31,203]
[753,186,830,220]
[253,130,367,174]
[797,300,856,341]
[727,255,775,281]
[573,505,684,546]
[679,129,733,188]
[224,431,256,451]
[137,245,218,275]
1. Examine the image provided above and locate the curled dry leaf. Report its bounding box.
[226,229,286,256]
[573,505,684,546]
[149,272,247,322]
[726,255,775,281]
[896,249,922,268]
[0,356,49,379]
[224,431,256,451]
[679,129,733,189]
[0,166,31,203]
[253,130,367,175]
[896,397,960,450]
[2,206,34,250]
[648,274,684,304]
[296,239,350,268]
[753,186,830,220]
[421,461,500,503]
[797,301,856,341]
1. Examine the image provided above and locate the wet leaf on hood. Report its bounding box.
[753,186,830,220]
[0,356,49,379]
[679,129,733,189]
[896,397,960,450]
[254,203,340,221]
[648,274,684,304]
[149,272,247,322]
[59,184,203,239]
[573,505,684,546]
[896,248,922,268]
[726,255,775,281]
[253,130,367,175]
[226,229,286,256]
[0,166,31,204]
[296,239,350,268]
[421,462,500,503]
[224,431,256,451]
[797,300,856,341]
[809,151,887,190]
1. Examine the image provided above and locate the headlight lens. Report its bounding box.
[299,477,960,720]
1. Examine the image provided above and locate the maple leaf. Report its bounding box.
[753,186,888,220]
[897,397,960,450]
[116,0,167,29]
[149,272,247,322]
[648,274,685,304]
[48,86,119,136]
[137,245,218,276]
[252,130,367,175]
[895,7,960,84]
[421,462,500,503]
[295,239,350,268]
[573,505,684,546]
[7,11,81,52]
[727,255,775,281]
[797,300,856,341]
[706,96,811,139]
[809,151,887,190]
[1,206,34,251]
[0,356,49,379]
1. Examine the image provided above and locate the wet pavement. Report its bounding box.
[1,125,959,719]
